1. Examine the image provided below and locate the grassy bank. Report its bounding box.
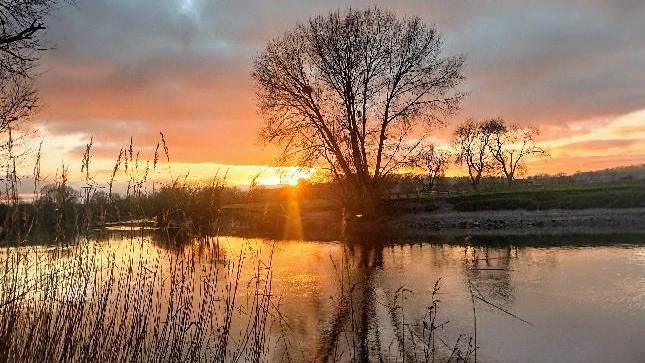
[220,181,645,220]
[443,181,645,211]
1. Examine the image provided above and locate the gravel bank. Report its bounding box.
[391,208,645,235]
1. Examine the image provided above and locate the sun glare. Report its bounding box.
[258,168,315,187]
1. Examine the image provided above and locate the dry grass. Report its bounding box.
[0,134,480,362]
[0,234,275,362]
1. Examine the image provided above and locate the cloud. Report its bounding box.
[31,0,645,176]
[528,153,645,175]
[553,139,640,153]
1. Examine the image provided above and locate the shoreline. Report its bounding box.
[390,207,645,236]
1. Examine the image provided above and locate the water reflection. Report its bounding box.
[2,231,644,362]
[463,245,516,306]
[318,242,384,362]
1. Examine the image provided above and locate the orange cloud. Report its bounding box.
[27,0,645,183]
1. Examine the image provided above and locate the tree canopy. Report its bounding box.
[252,7,464,213]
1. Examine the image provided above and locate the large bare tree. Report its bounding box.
[484,118,545,185]
[252,8,465,215]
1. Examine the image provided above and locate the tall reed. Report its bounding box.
[0,234,276,362]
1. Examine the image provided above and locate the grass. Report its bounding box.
[443,181,645,211]
[0,134,282,362]
[223,181,645,216]
[1,129,583,361]
[0,125,475,362]
[0,234,276,362]
[0,232,483,362]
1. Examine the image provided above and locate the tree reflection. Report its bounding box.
[318,241,384,362]
[462,244,516,306]
[315,238,475,362]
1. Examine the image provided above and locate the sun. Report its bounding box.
[258,167,315,186]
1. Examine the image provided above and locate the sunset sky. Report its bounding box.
[31,0,645,186]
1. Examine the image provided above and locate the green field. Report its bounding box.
[221,181,645,215]
[443,182,645,211]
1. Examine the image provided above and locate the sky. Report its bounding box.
[29,0,645,186]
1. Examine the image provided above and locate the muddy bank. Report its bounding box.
[390,208,645,235]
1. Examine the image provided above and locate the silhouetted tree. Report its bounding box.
[252,7,465,216]
[0,0,63,79]
[0,1,64,140]
[453,119,495,190]
[0,77,37,134]
[413,145,451,190]
[34,183,79,236]
[484,118,545,185]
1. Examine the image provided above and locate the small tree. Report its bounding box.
[453,119,495,190]
[484,118,545,185]
[414,145,451,190]
[252,8,465,217]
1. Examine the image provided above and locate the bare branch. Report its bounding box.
[251,8,465,212]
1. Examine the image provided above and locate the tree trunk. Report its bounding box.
[506,173,514,186]
[345,181,382,220]
[472,175,481,191]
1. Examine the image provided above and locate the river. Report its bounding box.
[2,232,644,362]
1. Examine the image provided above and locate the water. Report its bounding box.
[3,233,645,362]
[222,237,645,362]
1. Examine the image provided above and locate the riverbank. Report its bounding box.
[216,181,645,238]
[390,207,645,236]
[384,181,645,236]
[387,181,645,211]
